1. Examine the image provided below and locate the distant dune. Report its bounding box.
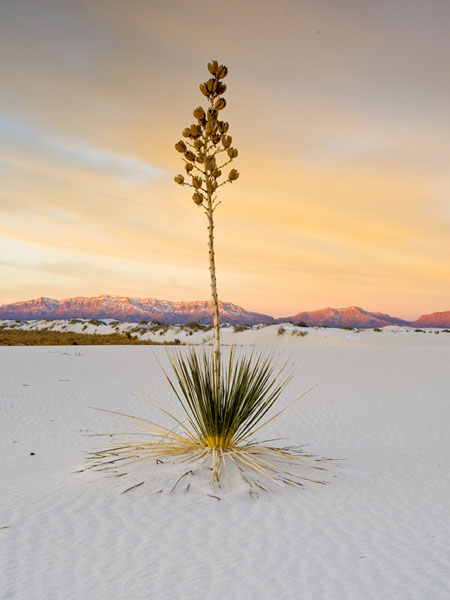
[1,319,450,348]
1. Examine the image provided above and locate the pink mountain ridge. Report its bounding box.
[1,295,449,328]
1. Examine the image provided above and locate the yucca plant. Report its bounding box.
[85,348,328,491]
[85,61,329,493]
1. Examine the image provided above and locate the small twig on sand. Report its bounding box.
[207,494,221,501]
[170,470,194,493]
[121,482,144,494]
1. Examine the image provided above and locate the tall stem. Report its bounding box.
[206,193,221,400]
[202,109,221,401]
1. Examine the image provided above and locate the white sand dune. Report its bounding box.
[2,318,450,347]
[2,336,450,599]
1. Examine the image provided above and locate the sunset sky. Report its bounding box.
[1,0,449,319]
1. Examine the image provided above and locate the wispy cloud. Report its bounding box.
[0,115,166,183]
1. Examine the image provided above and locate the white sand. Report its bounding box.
[1,334,450,599]
[2,318,450,347]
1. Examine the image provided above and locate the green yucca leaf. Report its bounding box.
[165,347,292,447]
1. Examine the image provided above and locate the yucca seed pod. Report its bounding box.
[196,153,204,163]
[212,168,222,178]
[207,109,218,121]
[205,78,215,92]
[218,121,229,133]
[185,150,196,162]
[214,98,226,111]
[228,169,239,181]
[206,179,218,192]
[216,65,228,79]
[182,127,192,138]
[192,176,203,189]
[174,174,185,185]
[193,106,206,120]
[193,139,203,149]
[185,163,194,173]
[175,140,187,153]
[199,83,209,97]
[205,79,219,94]
[192,191,204,205]
[222,135,232,148]
[189,124,201,138]
[206,121,218,135]
[212,135,222,144]
[206,156,216,171]
[216,82,227,95]
[207,60,219,76]
[227,147,238,158]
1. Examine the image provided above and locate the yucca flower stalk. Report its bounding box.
[174,59,239,401]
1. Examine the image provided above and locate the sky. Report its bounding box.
[0,0,449,320]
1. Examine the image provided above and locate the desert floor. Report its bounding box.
[1,334,449,599]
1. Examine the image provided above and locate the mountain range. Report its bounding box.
[0,295,272,325]
[0,295,449,328]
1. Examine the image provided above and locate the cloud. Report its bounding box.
[0,115,167,183]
